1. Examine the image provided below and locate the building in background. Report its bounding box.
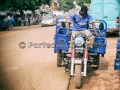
[40,4,50,12]
[51,0,59,11]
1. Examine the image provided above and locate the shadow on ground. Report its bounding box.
[0,64,13,90]
[107,32,119,38]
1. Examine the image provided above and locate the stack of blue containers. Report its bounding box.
[114,39,120,70]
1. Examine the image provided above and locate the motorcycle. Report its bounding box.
[66,32,100,88]
[54,20,107,89]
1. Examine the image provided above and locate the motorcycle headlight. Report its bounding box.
[75,37,84,46]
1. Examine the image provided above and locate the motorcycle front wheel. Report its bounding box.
[75,64,82,89]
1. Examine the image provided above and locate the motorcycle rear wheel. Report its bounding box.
[94,54,100,69]
[57,50,62,67]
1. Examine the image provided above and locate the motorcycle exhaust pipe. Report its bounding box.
[70,48,76,76]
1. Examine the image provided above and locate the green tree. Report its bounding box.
[76,0,91,6]
[58,0,75,11]
[85,0,91,3]
[0,0,52,14]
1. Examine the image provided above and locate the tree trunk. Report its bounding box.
[20,10,24,19]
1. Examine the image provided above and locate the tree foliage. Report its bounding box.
[58,0,75,11]
[0,0,52,11]
[76,0,91,6]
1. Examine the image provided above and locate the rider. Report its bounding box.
[67,6,99,54]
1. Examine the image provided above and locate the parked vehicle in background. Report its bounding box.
[0,12,12,30]
[21,19,25,26]
[90,0,120,32]
[56,13,70,29]
[37,18,42,23]
[58,13,70,22]
[34,14,41,25]
[41,15,56,27]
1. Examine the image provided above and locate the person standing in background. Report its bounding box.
[28,16,30,27]
[10,16,15,28]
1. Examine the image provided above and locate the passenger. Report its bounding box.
[67,6,99,55]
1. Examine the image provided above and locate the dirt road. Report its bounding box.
[0,26,120,90]
[0,26,69,90]
[68,33,120,90]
